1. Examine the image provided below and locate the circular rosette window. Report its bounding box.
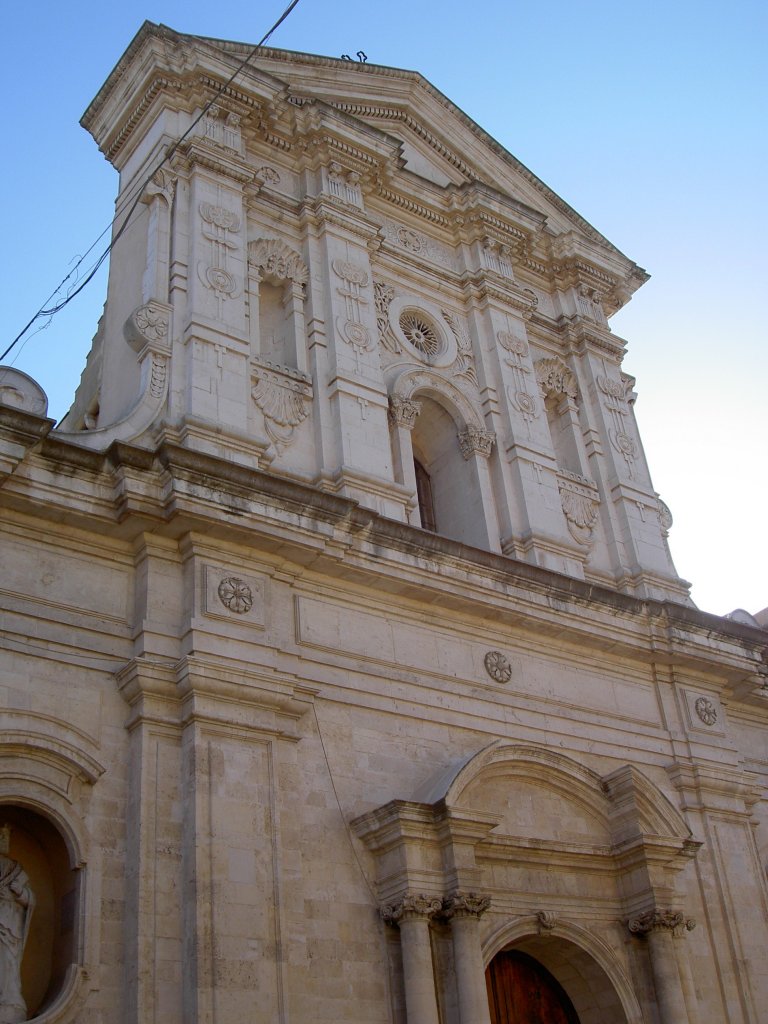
[389,298,455,367]
[399,309,442,358]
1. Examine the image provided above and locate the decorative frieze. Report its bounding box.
[458,427,496,460]
[381,219,454,268]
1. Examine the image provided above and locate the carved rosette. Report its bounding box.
[248,238,308,287]
[628,910,693,936]
[557,472,600,546]
[388,395,422,430]
[443,892,491,919]
[217,577,254,614]
[535,358,578,402]
[381,893,443,926]
[458,427,496,460]
[484,651,512,684]
[251,360,313,452]
[694,697,717,726]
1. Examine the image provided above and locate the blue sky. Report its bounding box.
[2,1,766,615]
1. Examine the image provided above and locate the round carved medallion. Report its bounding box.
[217,577,254,614]
[694,696,717,726]
[484,650,512,684]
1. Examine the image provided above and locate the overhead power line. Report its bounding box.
[2,0,303,363]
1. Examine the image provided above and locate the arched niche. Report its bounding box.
[389,368,499,549]
[0,804,82,1020]
[247,237,309,371]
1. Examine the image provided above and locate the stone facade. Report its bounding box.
[0,21,766,1024]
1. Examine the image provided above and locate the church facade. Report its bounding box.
[0,21,766,1023]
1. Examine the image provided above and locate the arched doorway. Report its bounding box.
[486,950,580,1024]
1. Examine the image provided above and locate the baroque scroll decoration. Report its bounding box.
[373,280,401,355]
[441,310,478,387]
[597,372,639,478]
[251,361,313,453]
[333,259,373,368]
[197,202,242,315]
[248,238,308,286]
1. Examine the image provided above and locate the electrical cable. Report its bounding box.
[3,0,303,363]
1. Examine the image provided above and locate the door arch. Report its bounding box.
[486,949,580,1024]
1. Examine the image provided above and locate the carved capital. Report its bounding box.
[381,893,442,925]
[443,892,491,920]
[458,427,496,460]
[628,909,688,936]
[388,395,422,430]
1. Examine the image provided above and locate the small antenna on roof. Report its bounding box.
[340,52,368,63]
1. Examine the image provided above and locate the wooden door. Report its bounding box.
[486,950,581,1024]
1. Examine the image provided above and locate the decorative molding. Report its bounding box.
[200,104,243,154]
[597,372,639,477]
[537,911,558,932]
[482,238,514,278]
[694,696,718,727]
[578,284,607,325]
[248,238,308,286]
[388,395,422,430]
[535,357,578,402]
[333,259,372,361]
[217,576,254,614]
[458,427,496,460]
[381,218,454,268]
[380,893,442,925]
[484,650,512,683]
[197,202,241,313]
[251,360,313,452]
[256,165,281,184]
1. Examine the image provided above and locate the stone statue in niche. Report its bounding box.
[0,826,35,1023]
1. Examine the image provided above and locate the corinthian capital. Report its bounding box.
[443,892,491,919]
[628,909,688,936]
[388,395,422,430]
[381,892,442,925]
